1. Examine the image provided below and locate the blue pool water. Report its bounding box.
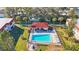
[32,34,51,44]
[0,14,4,18]
[0,16,4,18]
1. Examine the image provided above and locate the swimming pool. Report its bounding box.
[32,34,52,44]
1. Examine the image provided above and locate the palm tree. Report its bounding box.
[4,7,12,18]
[52,17,57,24]
[67,8,75,17]
[67,20,74,37]
[23,17,28,21]
[15,16,21,23]
[58,17,64,24]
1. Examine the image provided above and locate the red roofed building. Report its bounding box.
[32,22,48,28]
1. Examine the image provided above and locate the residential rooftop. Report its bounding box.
[0,18,13,30]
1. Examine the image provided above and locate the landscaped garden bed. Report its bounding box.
[55,26,79,51]
[36,44,48,51]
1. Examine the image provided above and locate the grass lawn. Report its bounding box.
[15,36,27,51]
[15,24,25,30]
[15,29,29,51]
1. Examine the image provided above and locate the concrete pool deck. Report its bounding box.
[29,31,61,45]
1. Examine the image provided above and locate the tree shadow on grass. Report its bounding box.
[9,26,24,45]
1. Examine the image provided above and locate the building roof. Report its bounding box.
[32,22,48,28]
[75,19,79,31]
[73,26,79,40]
[0,18,13,30]
[75,24,79,31]
[77,19,79,24]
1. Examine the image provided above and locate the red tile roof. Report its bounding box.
[32,22,48,28]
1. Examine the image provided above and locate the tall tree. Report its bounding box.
[58,17,64,24]
[23,17,28,22]
[52,17,57,24]
[15,16,21,23]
